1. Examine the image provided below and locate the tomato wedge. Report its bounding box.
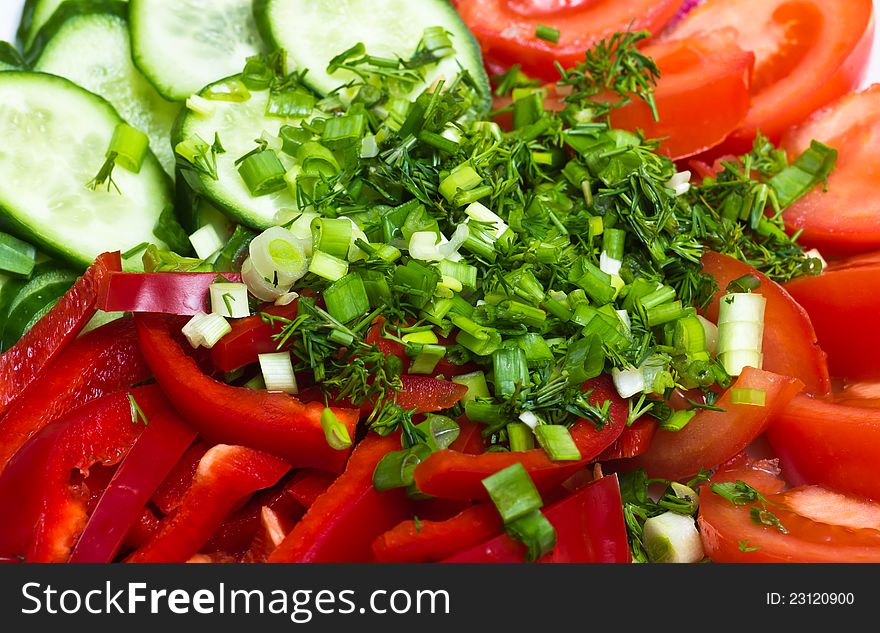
[609,31,753,159]
[456,0,685,80]
[779,86,880,255]
[767,394,880,501]
[630,368,803,480]
[701,252,829,394]
[785,260,880,381]
[699,460,880,562]
[667,0,874,153]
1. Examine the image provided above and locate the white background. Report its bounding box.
[1,1,880,84]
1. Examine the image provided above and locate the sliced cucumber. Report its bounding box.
[31,1,179,176]
[18,0,129,53]
[130,0,264,102]
[254,0,491,112]
[0,72,172,268]
[0,42,26,71]
[173,77,303,229]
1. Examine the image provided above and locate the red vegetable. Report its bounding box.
[767,395,880,501]
[268,434,413,562]
[287,469,338,509]
[0,317,151,476]
[414,376,627,500]
[373,503,502,563]
[69,398,197,562]
[598,417,657,461]
[0,386,165,562]
[629,367,803,480]
[127,445,290,563]
[0,251,121,418]
[210,302,299,372]
[97,271,241,315]
[702,251,830,394]
[152,443,208,514]
[444,474,630,563]
[134,312,359,472]
[394,375,468,412]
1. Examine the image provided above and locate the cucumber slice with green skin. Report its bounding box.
[130,0,264,102]
[31,1,180,176]
[18,0,129,53]
[0,43,26,71]
[0,72,172,269]
[173,77,304,229]
[254,0,491,113]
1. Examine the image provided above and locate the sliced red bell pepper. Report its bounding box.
[268,434,413,562]
[97,271,241,315]
[123,508,161,550]
[393,375,468,412]
[152,442,208,514]
[211,302,300,372]
[443,474,631,563]
[448,416,485,455]
[413,376,628,500]
[0,386,166,562]
[69,399,197,562]
[0,251,121,417]
[598,417,658,461]
[134,313,359,472]
[287,469,338,509]
[372,503,502,563]
[0,317,151,476]
[127,444,290,563]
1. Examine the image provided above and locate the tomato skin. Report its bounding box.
[699,461,880,562]
[785,261,880,381]
[701,252,830,394]
[629,368,803,481]
[609,31,753,159]
[456,0,685,81]
[597,417,657,461]
[780,86,880,255]
[767,395,880,501]
[667,0,874,153]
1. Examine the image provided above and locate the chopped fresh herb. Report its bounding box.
[128,393,149,426]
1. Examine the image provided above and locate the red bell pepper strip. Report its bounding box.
[123,508,161,550]
[69,399,197,562]
[372,503,502,563]
[287,469,338,509]
[134,313,359,472]
[443,474,631,563]
[365,318,478,378]
[211,302,300,372]
[0,251,121,418]
[598,417,658,461]
[268,434,413,562]
[448,416,485,455]
[0,386,166,562]
[97,271,241,315]
[413,376,628,500]
[393,375,468,413]
[152,442,208,514]
[127,444,290,563]
[0,317,151,476]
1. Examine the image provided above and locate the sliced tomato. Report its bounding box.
[609,31,753,159]
[629,367,803,480]
[456,0,685,80]
[597,417,657,461]
[767,394,880,500]
[701,252,830,394]
[785,260,880,381]
[779,86,880,255]
[699,460,880,562]
[666,0,874,153]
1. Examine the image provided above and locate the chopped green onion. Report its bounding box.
[312,218,353,260]
[186,94,216,116]
[659,409,697,432]
[296,141,339,177]
[203,78,251,102]
[309,250,349,281]
[645,301,692,327]
[414,414,460,451]
[249,226,310,287]
[418,130,459,154]
[730,387,766,407]
[437,259,478,289]
[188,223,226,260]
[0,232,36,276]
[402,330,439,345]
[505,509,557,562]
[409,343,446,374]
[323,273,370,323]
[322,113,366,148]
[602,227,626,260]
[181,311,231,349]
[320,408,352,450]
[209,282,250,319]
[564,335,604,385]
[108,123,149,173]
[769,140,838,207]
[674,315,709,360]
[258,351,298,394]
[482,463,544,523]
[534,425,581,461]
[409,231,446,262]
[393,260,439,308]
[535,24,560,44]
[717,292,766,376]
[575,261,616,305]
[452,371,490,405]
[267,88,316,119]
[237,150,287,196]
[373,444,432,492]
[439,164,482,203]
[492,346,529,397]
[515,333,554,367]
[507,422,535,452]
